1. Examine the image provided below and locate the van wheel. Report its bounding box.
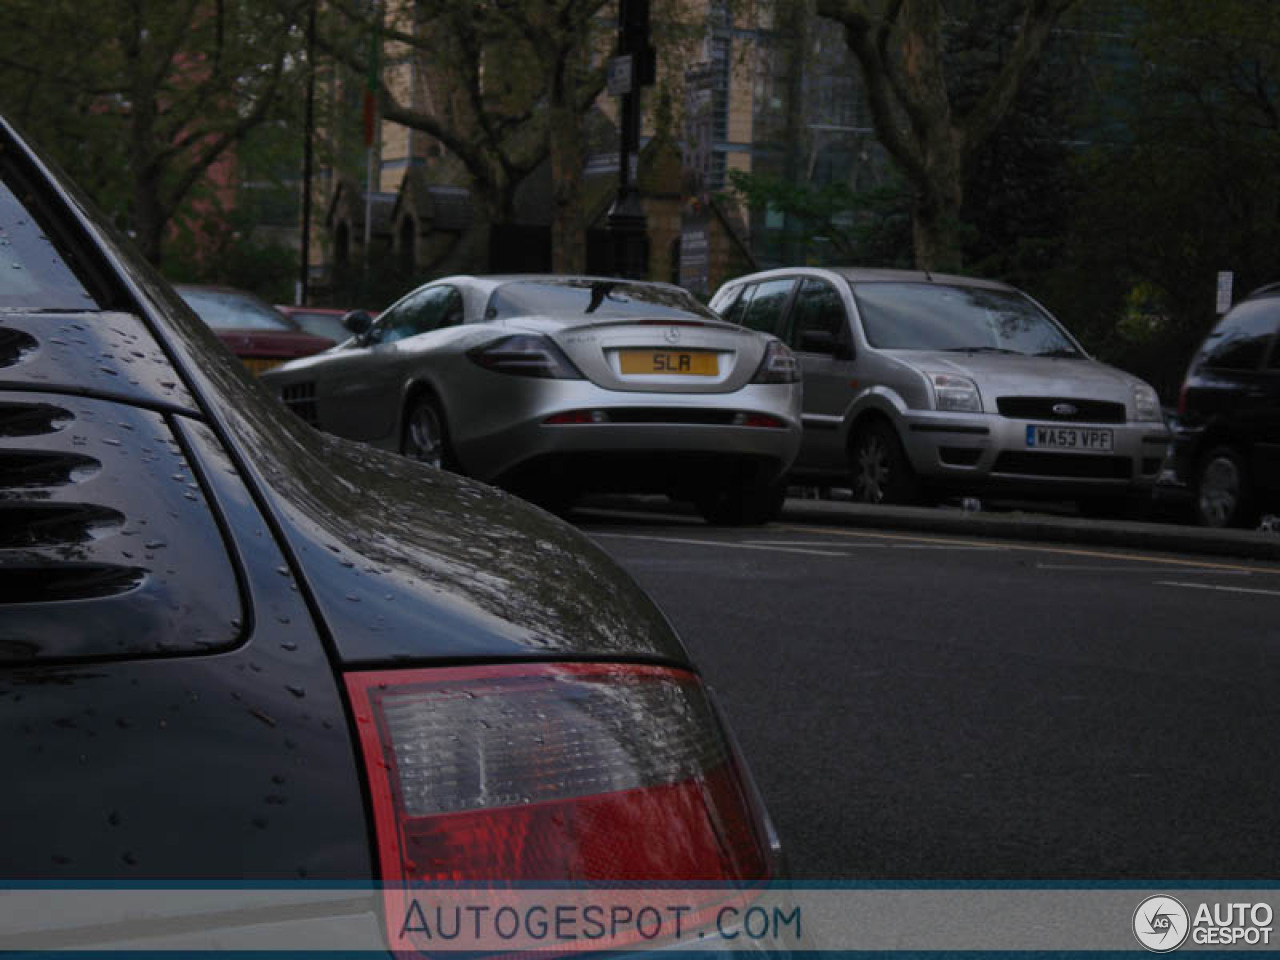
[1195,445,1255,528]
[401,396,452,470]
[850,421,918,505]
[696,481,786,526]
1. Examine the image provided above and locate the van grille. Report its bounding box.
[996,397,1126,424]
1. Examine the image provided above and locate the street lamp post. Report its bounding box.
[606,0,655,279]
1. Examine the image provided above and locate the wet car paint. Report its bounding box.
[0,115,694,889]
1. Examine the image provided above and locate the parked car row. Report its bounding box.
[187,266,1280,532]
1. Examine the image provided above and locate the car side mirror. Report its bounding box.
[342,310,373,337]
[800,328,852,360]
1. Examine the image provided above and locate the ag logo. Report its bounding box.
[1133,895,1190,952]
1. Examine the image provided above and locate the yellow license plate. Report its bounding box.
[618,350,718,376]
[241,357,285,375]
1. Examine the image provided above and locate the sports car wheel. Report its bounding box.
[850,420,918,505]
[401,397,450,469]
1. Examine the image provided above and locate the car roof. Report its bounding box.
[434,273,686,293]
[725,266,1016,292]
[1244,282,1280,301]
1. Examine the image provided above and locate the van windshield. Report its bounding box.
[854,282,1081,357]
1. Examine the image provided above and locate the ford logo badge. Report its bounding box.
[1052,402,1078,417]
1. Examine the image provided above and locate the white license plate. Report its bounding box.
[1025,425,1114,452]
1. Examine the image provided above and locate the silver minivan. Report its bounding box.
[709,267,1170,510]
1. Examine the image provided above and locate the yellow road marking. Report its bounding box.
[774,524,1280,577]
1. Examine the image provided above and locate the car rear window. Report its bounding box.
[178,287,300,332]
[854,282,1081,356]
[487,279,717,321]
[1199,298,1280,371]
[0,169,99,311]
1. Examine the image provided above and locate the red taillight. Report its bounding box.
[732,412,785,429]
[1177,381,1189,416]
[345,663,769,885]
[544,409,609,425]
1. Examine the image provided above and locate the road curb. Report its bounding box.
[780,499,1280,563]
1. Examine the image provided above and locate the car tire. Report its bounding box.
[401,395,452,470]
[850,420,919,505]
[696,481,786,526]
[1194,444,1255,528]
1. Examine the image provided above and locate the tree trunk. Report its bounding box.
[913,137,965,273]
[815,0,1080,273]
[547,64,586,274]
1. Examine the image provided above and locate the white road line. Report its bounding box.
[1038,563,1252,576]
[742,539,885,548]
[1157,580,1280,598]
[894,544,1002,551]
[590,532,848,557]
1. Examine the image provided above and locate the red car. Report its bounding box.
[177,284,334,374]
[276,304,378,343]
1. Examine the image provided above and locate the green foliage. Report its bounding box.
[1044,0,1280,395]
[726,168,914,267]
[0,0,306,263]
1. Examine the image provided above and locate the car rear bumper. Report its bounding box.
[898,410,1171,495]
[452,381,802,491]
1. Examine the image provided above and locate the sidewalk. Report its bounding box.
[780,498,1280,563]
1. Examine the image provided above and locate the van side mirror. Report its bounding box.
[800,328,852,360]
[342,310,373,337]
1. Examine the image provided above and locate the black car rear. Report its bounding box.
[0,116,778,949]
[1164,284,1280,527]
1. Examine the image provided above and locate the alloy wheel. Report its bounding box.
[405,403,444,468]
[1198,454,1241,527]
[854,433,889,504]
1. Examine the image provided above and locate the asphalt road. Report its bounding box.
[578,508,1280,880]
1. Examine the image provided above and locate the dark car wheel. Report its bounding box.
[1195,445,1255,528]
[850,420,918,505]
[401,396,451,469]
[696,480,786,526]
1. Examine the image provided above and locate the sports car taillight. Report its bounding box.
[346,663,770,885]
[751,340,801,384]
[467,335,585,379]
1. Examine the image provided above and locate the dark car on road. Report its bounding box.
[176,283,334,374]
[1161,284,1280,527]
[0,117,777,947]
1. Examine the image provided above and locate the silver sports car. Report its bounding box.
[261,275,802,523]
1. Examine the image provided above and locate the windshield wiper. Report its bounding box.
[1033,348,1081,358]
[942,346,1021,354]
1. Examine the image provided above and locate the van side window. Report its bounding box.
[720,284,754,326]
[789,278,848,354]
[740,278,794,336]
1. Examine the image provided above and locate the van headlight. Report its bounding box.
[1132,383,1162,422]
[930,373,982,413]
